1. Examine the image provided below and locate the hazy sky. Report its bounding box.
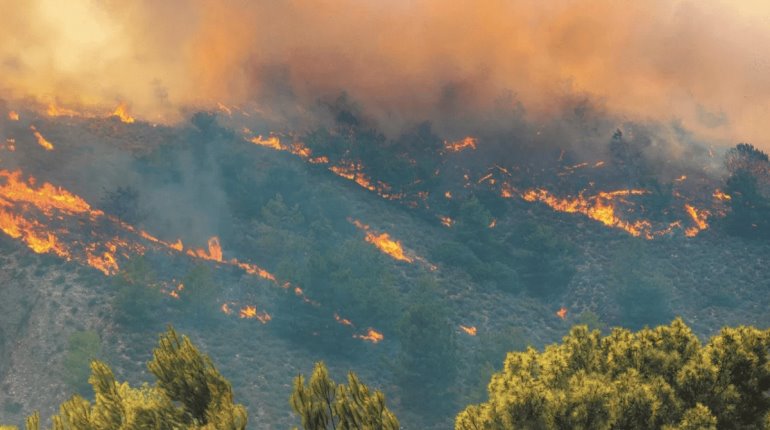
[2,0,769,147]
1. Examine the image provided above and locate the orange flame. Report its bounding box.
[46,103,82,118]
[29,125,54,151]
[5,138,16,152]
[444,136,478,152]
[684,204,709,237]
[556,307,568,320]
[111,103,135,123]
[334,313,354,326]
[354,328,384,344]
[221,303,233,315]
[440,216,455,228]
[522,188,653,238]
[713,189,732,201]
[8,111,19,121]
[351,219,413,263]
[459,325,477,336]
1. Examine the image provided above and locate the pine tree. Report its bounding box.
[290,362,399,430]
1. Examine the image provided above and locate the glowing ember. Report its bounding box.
[684,204,709,237]
[111,103,135,123]
[5,139,16,152]
[674,175,687,182]
[444,136,478,152]
[445,191,453,199]
[334,313,354,326]
[221,303,233,315]
[440,216,455,228]
[29,126,54,151]
[488,218,497,228]
[8,111,19,121]
[354,328,384,344]
[556,307,568,320]
[459,325,477,336]
[351,219,413,263]
[239,305,257,318]
[713,189,732,201]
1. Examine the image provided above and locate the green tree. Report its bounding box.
[62,330,102,395]
[290,362,399,430]
[112,256,165,329]
[511,221,576,297]
[3,326,247,429]
[397,279,457,415]
[723,143,770,238]
[456,319,770,430]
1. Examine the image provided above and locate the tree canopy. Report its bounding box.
[456,319,770,430]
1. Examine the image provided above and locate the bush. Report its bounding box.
[511,221,576,297]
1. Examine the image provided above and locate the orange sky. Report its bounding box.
[1,0,769,147]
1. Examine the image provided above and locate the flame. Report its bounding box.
[459,325,477,336]
[440,216,455,228]
[444,191,453,199]
[713,189,732,201]
[334,313,353,326]
[250,135,283,151]
[5,139,16,152]
[46,103,82,118]
[330,162,403,200]
[8,111,19,121]
[221,303,233,315]
[674,175,687,182]
[354,328,384,344]
[169,283,184,299]
[29,125,54,151]
[556,307,568,320]
[444,136,478,152]
[488,218,497,228]
[521,188,653,238]
[238,305,272,323]
[351,219,413,263]
[111,103,135,123]
[684,204,709,237]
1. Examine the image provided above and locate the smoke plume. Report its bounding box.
[2,0,770,147]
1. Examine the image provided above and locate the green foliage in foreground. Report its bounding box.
[456,318,770,430]
[290,362,399,430]
[7,320,770,429]
[7,327,247,429]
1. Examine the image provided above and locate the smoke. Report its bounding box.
[2,0,770,147]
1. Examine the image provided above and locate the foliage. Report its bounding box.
[4,326,247,429]
[397,279,458,414]
[178,264,218,317]
[511,221,576,297]
[62,330,102,395]
[112,256,165,329]
[610,240,673,329]
[290,362,399,430]
[723,143,770,239]
[148,326,247,426]
[456,319,770,430]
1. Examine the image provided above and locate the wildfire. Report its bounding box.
[556,307,568,320]
[521,188,653,238]
[684,204,709,237]
[351,219,413,263]
[187,236,223,261]
[354,328,384,344]
[221,303,233,315]
[8,111,19,121]
[111,103,135,123]
[46,103,82,118]
[713,189,732,201]
[334,313,354,326]
[444,136,478,153]
[238,305,271,323]
[440,216,455,228]
[29,126,54,151]
[459,325,477,336]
